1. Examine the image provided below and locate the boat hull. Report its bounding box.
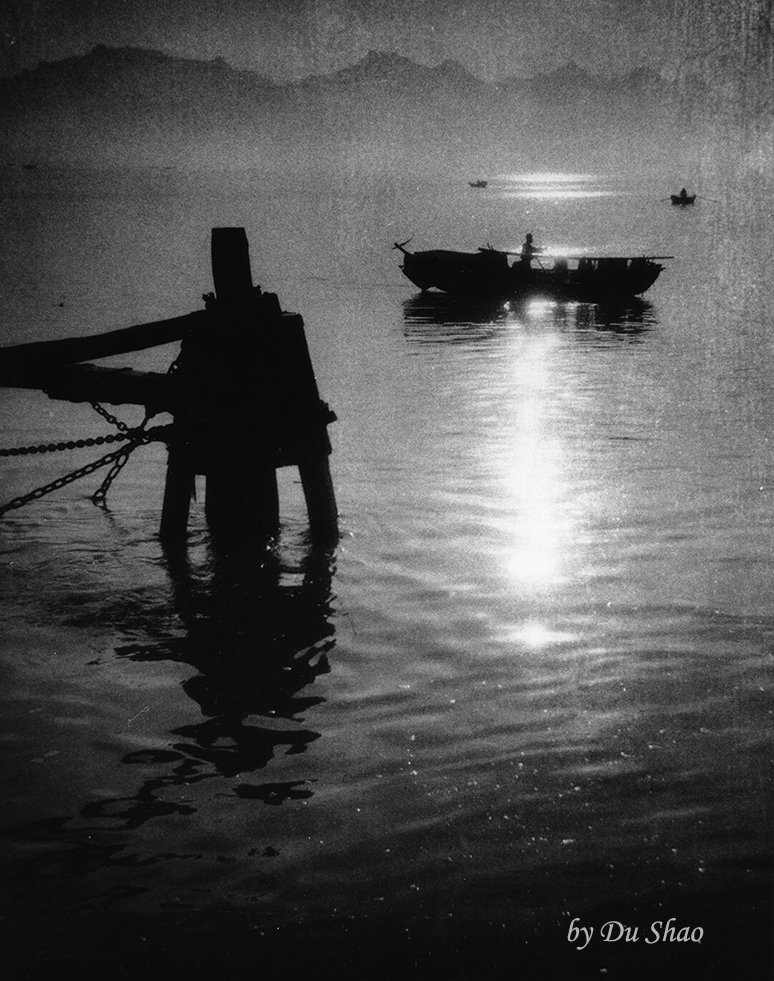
[397,248,665,303]
[671,194,696,205]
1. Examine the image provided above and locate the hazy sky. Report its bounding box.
[2,0,695,80]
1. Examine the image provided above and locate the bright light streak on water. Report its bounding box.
[499,172,599,183]
[503,189,618,199]
[509,622,577,648]
[499,337,568,587]
[496,171,618,200]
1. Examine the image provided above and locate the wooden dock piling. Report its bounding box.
[161,227,338,545]
[1,228,338,547]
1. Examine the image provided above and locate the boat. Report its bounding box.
[468,179,488,188]
[393,241,671,303]
[671,191,695,205]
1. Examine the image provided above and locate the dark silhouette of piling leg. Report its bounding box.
[205,466,279,542]
[160,444,194,541]
[299,456,338,543]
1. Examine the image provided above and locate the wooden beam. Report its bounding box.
[0,309,209,373]
[0,363,175,408]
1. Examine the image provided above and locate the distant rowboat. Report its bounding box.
[393,241,671,303]
[671,191,695,205]
[468,179,488,188]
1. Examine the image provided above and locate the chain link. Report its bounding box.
[0,402,146,458]
[89,401,132,433]
[0,432,130,457]
[90,409,152,505]
[0,445,139,516]
[91,447,135,505]
[1,362,179,515]
[1,423,173,517]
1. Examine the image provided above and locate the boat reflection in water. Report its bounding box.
[402,291,657,344]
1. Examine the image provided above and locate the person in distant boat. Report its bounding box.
[520,232,542,267]
[679,188,688,199]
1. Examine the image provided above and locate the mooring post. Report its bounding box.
[298,456,338,541]
[201,228,281,541]
[159,444,194,541]
[160,227,337,545]
[280,314,339,543]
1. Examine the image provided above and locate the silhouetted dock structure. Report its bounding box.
[0,228,338,545]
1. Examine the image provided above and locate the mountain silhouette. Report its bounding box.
[0,45,702,173]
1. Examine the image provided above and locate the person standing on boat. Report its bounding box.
[520,232,541,268]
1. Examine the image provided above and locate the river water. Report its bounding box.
[0,165,772,979]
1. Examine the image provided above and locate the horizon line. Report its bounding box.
[1,43,674,87]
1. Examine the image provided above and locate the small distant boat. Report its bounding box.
[21,163,37,171]
[393,241,671,303]
[671,190,695,205]
[468,179,488,188]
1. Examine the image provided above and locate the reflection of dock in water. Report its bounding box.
[11,540,336,854]
[113,542,337,810]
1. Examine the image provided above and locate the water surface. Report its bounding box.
[1,166,772,978]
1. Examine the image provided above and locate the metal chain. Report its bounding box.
[1,347,177,516]
[90,409,152,505]
[0,445,140,516]
[0,403,146,459]
[89,400,132,433]
[1,423,173,517]
[91,446,135,505]
[0,432,129,457]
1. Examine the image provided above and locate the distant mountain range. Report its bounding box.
[0,45,711,173]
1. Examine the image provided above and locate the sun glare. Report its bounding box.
[501,172,597,183]
[497,171,615,200]
[499,338,569,588]
[511,622,576,648]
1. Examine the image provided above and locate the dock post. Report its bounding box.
[159,444,194,542]
[299,455,338,543]
[202,227,280,541]
[159,227,337,546]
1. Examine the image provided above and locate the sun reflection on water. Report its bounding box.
[497,171,616,200]
[503,189,617,200]
[499,336,569,589]
[510,621,576,648]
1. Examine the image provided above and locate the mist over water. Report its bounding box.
[0,163,773,978]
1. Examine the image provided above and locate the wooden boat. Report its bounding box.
[393,242,671,303]
[671,191,695,205]
[468,179,488,188]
